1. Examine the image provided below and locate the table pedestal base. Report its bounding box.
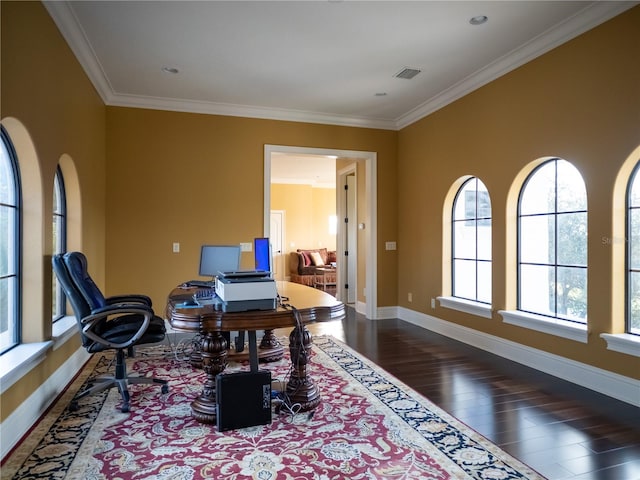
[286,324,321,411]
[190,331,227,424]
[189,327,320,424]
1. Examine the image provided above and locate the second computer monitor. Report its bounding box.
[199,245,241,279]
[254,237,271,274]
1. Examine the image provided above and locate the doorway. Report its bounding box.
[264,145,377,319]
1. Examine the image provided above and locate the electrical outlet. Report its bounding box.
[240,242,252,252]
[431,298,436,309]
[385,241,397,251]
[172,242,180,253]
[408,292,412,302]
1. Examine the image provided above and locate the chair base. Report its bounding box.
[71,349,169,413]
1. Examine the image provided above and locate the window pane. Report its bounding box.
[453,182,472,220]
[630,170,640,207]
[1,206,17,277]
[453,259,476,299]
[453,220,476,258]
[520,162,556,215]
[557,212,587,266]
[630,209,640,270]
[0,276,16,351]
[477,220,492,261]
[520,264,555,316]
[520,215,554,264]
[477,260,491,303]
[557,160,587,212]
[53,173,61,213]
[0,141,16,205]
[556,266,587,322]
[629,271,640,334]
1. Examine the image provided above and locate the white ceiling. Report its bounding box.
[271,153,337,187]
[45,1,635,132]
[43,1,635,185]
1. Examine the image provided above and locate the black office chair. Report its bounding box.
[52,252,169,413]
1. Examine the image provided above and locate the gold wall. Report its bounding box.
[271,183,337,255]
[105,108,398,310]
[1,1,106,421]
[398,6,640,378]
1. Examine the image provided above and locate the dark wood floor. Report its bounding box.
[304,307,640,480]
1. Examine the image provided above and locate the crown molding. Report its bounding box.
[44,1,114,104]
[107,93,398,131]
[45,1,637,132]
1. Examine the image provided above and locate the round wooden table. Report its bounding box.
[166,281,345,424]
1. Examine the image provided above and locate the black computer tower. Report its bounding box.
[216,370,272,431]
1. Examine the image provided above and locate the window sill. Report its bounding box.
[0,341,53,394]
[437,296,492,319]
[499,310,587,343]
[52,315,77,349]
[600,333,640,357]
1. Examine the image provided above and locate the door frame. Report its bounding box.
[264,144,377,319]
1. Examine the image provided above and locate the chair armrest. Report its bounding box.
[81,305,154,350]
[106,294,152,307]
[88,303,154,317]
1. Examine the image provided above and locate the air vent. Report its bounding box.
[394,67,421,80]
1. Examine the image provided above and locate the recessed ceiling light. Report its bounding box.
[161,66,179,74]
[469,15,488,25]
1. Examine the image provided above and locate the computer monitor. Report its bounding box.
[254,237,271,274]
[199,245,241,280]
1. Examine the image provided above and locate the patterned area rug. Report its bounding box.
[3,336,545,479]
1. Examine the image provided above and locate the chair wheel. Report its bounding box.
[69,401,79,412]
[161,384,169,394]
[121,403,130,413]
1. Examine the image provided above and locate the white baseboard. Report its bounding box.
[355,300,367,316]
[395,306,640,407]
[1,347,90,460]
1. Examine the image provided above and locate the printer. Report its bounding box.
[215,271,277,312]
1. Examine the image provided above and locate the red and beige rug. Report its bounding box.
[3,336,545,479]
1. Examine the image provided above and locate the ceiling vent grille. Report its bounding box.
[394,67,421,80]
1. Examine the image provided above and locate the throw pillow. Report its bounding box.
[299,251,312,267]
[310,251,325,266]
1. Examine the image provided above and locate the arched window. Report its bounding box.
[0,127,21,353]
[518,159,587,322]
[452,177,491,303]
[626,162,640,335]
[52,166,67,322]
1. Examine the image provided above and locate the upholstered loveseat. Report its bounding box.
[288,248,337,290]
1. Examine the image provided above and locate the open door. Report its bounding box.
[270,210,284,280]
[342,171,357,304]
